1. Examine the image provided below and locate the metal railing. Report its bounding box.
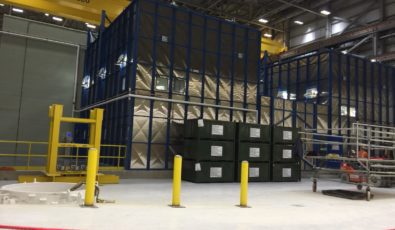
[0,140,126,171]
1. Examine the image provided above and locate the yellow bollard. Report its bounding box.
[239,161,249,208]
[84,148,98,207]
[170,155,183,207]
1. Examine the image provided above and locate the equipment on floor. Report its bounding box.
[302,123,395,201]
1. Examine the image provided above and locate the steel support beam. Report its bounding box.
[280,20,395,59]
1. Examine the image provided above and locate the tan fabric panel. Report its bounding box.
[306,104,313,113]
[283,111,292,127]
[284,100,292,110]
[130,143,147,169]
[317,114,328,131]
[187,105,200,119]
[297,102,305,113]
[151,118,167,143]
[261,96,270,106]
[274,98,283,109]
[233,111,243,122]
[233,81,244,102]
[204,76,216,99]
[133,116,149,142]
[274,110,283,126]
[219,78,231,100]
[203,99,216,120]
[261,107,270,125]
[189,73,202,97]
[134,99,150,116]
[171,103,185,120]
[150,144,166,169]
[247,83,257,104]
[317,105,327,114]
[135,89,151,96]
[136,64,152,90]
[153,100,168,118]
[246,104,257,124]
[218,109,230,121]
[332,116,339,131]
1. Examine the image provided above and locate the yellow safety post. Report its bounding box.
[170,155,183,208]
[89,108,104,167]
[239,161,249,208]
[84,148,99,207]
[46,104,63,176]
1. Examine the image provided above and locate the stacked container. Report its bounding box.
[235,123,271,182]
[271,126,301,182]
[182,119,235,183]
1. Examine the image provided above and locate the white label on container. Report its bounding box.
[195,163,201,171]
[197,119,204,127]
[282,149,292,159]
[249,168,260,178]
[210,167,222,178]
[211,146,223,157]
[250,128,260,138]
[249,147,260,158]
[161,35,168,42]
[211,125,224,135]
[332,145,340,150]
[283,131,292,140]
[282,168,292,178]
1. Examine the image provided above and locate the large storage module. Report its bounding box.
[271,126,301,182]
[77,0,262,170]
[235,123,271,182]
[182,119,235,182]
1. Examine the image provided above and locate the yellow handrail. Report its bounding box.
[0,140,126,171]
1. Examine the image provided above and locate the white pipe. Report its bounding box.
[74,93,258,115]
[0,30,82,116]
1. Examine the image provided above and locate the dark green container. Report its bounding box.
[237,142,270,162]
[184,119,235,140]
[182,160,235,183]
[183,139,234,161]
[272,145,297,163]
[236,162,270,182]
[272,126,299,144]
[272,162,301,182]
[237,123,271,142]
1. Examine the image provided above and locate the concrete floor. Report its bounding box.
[0,178,394,230]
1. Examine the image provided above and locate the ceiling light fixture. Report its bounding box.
[294,20,304,25]
[52,16,63,22]
[320,10,331,16]
[86,23,96,29]
[371,59,377,62]
[258,18,268,24]
[12,8,24,13]
[0,3,5,6]
[45,13,49,17]
[263,33,272,38]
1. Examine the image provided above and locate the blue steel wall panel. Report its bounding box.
[79,0,261,170]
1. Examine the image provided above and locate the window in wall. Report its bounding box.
[304,87,318,99]
[277,89,288,100]
[82,75,90,89]
[341,105,356,117]
[155,76,169,91]
[173,77,186,94]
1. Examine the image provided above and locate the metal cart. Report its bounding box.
[301,123,395,201]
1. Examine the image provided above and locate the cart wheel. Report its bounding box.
[312,178,317,192]
[357,184,363,190]
[366,187,371,201]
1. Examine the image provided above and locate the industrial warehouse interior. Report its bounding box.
[0,0,395,229]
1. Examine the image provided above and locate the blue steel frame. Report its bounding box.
[261,48,395,136]
[79,0,262,170]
